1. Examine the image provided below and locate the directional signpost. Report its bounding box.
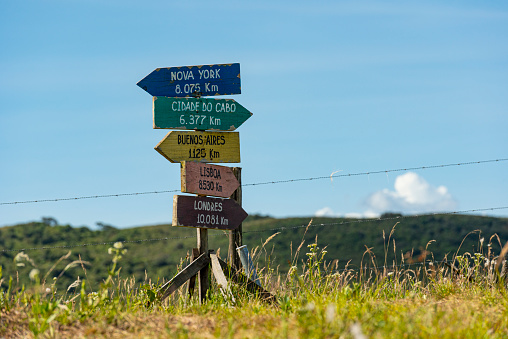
[181,161,240,198]
[155,131,240,163]
[138,62,272,305]
[173,195,247,231]
[137,63,241,97]
[153,97,252,131]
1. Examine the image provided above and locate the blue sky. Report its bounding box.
[1,1,507,228]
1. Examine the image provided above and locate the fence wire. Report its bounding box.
[1,157,507,206]
[2,206,506,253]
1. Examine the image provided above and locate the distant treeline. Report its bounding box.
[1,214,507,293]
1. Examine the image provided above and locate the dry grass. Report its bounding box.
[3,292,506,338]
[2,228,508,338]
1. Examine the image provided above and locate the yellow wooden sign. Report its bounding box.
[155,131,240,163]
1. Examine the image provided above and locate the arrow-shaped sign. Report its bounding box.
[181,161,240,198]
[173,195,248,230]
[153,97,252,131]
[137,63,241,97]
[155,131,240,163]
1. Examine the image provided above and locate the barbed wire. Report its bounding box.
[0,234,200,253]
[0,189,181,206]
[2,205,506,253]
[244,158,508,187]
[1,158,507,206]
[241,206,508,235]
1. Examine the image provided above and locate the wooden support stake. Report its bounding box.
[237,245,261,286]
[229,167,242,270]
[198,228,209,303]
[210,251,235,303]
[217,257,277,304]
[187,248,199,298]
[158,252,210,302]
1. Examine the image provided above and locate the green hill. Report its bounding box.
[1,214,507,293]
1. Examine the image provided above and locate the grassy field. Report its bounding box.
[1,224,508,338]
[2,213,507,295]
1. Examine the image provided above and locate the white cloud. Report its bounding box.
[314,208,379,219]
[314,173,456,218]
[315,207,336,217]
[364,172,457,214]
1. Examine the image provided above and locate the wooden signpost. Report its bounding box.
[173,195,247,231]
[181,161,240,198]
[137,63,241,97]
[153,97,252,131]
[138,62,275,305]
[154,131,240,163]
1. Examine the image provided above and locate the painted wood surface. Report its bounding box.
[173,195,248,231]
[155,131,240,163]
[181,162,240,198]
[137,63,241,97]
[153,97,252,131]
[158,251,210,301]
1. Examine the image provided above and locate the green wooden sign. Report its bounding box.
[153,97,252,131]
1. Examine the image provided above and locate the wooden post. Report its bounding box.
[229,167,243,270]
[197,228,209,303]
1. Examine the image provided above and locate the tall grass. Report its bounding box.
[1,225,508,337]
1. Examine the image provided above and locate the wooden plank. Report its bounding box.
[228,167,243,270]
[155,131,240,163]
[187,248,200,298]
[153,97,252,131]
[210,252,235,303]
[173,195,248,231]
[217,257,277,304]
[198,229,209,304]
[137,63,241,97]
[181,162,240,198]
[158,252,210,301]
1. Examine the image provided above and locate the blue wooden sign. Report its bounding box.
[137,63,241,97]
